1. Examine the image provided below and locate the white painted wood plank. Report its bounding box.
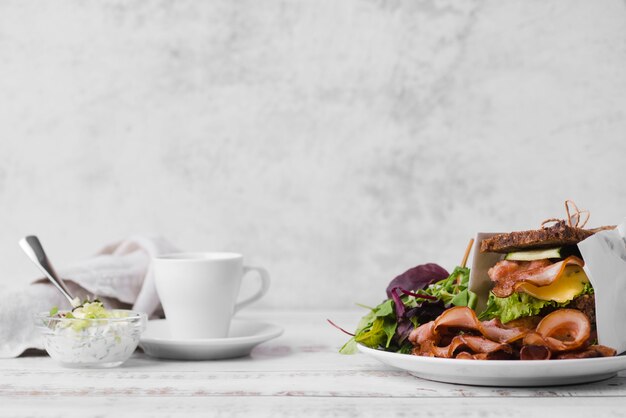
[2,396,626,418]
[2,308,626,417]
[0,310,375,372]
[1,367,625,398]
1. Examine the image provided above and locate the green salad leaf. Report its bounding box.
[479,292,558,323]
[339,265,477,354]
[479,283,594,323]
[374,299,394,317]
[427,267,476,310]
[340,299,393,354]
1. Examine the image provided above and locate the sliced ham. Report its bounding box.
[555,345,617,359]
[408,320,435,346]
[488,259,552,285]
[530,309,591,352]
[409,306,533,347]
[408,307,532,358]
[455,352,474,360]
[522,309,591,353]
[471,351,514,360]
[488,256,584,298]
[481,318,533,344]
[520,345,551,360]
[416,334,512,358]
[427,306,531,343]
[522,332,546,347]
[443,335,511,358]
[408,305,615,360]
[456,350,513,360]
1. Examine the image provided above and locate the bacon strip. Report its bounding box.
[489,256,584,298]
[433,306,532,343]
[522,309,590,352]
[470,351,514,360]
[440,335,512,358]
[520,345,551,360]
[409,320,435,346]
[414,334,512,358]
[408,306,532,344]
[408,306,616,360]
[408,307,534,359]
[455,351,512,360]
[455,351,474,360]
[555,345,617,359]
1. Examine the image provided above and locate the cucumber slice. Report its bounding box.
[505,247,562,261]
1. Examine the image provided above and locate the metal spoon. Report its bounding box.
[19,235,80,308]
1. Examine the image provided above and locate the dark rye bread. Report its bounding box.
[480,221,615,253]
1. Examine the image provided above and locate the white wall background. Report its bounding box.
[1,0,625,309]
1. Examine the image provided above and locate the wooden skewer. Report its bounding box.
[460,238,474,269]
[456,238,475,285]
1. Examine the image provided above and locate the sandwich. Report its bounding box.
[478,220,600,325]
[473,220,615,359]
[406,219,617,360]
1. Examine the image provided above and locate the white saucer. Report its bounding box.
[139,319,284,361]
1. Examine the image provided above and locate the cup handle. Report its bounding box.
[234,266,270,313]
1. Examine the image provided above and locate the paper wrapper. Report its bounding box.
[578,220,626,354]
[469,220,626,355]
[468,232,501,314]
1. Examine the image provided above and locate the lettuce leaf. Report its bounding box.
[425,266,477,310]
[340,265,477,354]
[385,263,449,299]
[479,292,557,323]
[479,284,594,324]
[339,299,394,354]
[354,317,386,347]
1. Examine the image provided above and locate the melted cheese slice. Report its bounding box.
[516,265,589,303]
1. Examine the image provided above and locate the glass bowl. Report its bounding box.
[35,310,147,368]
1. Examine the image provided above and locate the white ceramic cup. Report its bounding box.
[153,252,270,339]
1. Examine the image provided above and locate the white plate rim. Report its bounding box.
[357,343,626,368]
[140,319,284,347]
[358,343,626,386]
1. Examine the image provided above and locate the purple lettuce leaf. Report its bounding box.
[395,320,415,344]
[385,263,449,299]
[389,287,405,319]
[395,301,446,343]
[384,263,449,345]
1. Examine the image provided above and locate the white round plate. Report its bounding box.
[139,319,283,360]
[357,344,626,386]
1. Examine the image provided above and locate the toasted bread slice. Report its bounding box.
[480,221,615,253]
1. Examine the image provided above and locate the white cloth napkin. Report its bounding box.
[0,236,177,358]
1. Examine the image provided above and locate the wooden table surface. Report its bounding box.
[1,310,626,418]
